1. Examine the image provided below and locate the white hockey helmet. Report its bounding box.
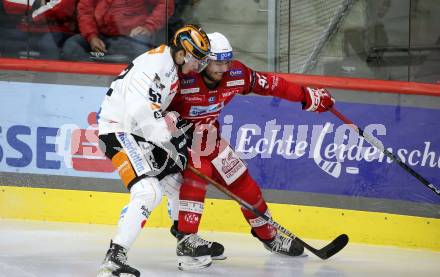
[207,32,233,61]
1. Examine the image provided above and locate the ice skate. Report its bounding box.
[97,241,140,277]
[253,230,306,257]
[171,222,226,260]
[176,233,216,270]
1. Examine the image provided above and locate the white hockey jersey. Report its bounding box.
[98,45,179,144]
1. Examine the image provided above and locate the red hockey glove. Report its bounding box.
[302,87,335,113]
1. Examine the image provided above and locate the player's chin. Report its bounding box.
[212,72,225,81]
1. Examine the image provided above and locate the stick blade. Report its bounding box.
[316,234,349,260]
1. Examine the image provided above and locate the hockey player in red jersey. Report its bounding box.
[167,32,335,270]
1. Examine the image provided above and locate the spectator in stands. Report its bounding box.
[62,0,174,62]
[167,0,200,42]
[0,0,78,60]
[0,0,18,27]
[0,1,21,57]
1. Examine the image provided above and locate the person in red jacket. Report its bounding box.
[166,32,335,270]
[61,0,174,62]
[0,0,77,59]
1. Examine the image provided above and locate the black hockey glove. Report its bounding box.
[170,134,190,170]
[153,135,188,180]
[153,119,193,179]
[174,117,194,147]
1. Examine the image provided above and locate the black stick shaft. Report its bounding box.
[330,107,440,196]
[187,165,347,259]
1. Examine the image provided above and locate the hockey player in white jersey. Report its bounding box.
[96,24,211,277]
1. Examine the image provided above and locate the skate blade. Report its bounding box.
[97,262,139,277]
[212,254,227,261]
[178,255,212,270]
[97,269,138,277]
[275,253,308,258]
[97,268,114,277]
[267,249,309,258]
[97,262,117,277]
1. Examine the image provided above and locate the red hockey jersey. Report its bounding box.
[168,60,306,129]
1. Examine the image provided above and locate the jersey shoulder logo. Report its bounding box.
[153,73,165,90]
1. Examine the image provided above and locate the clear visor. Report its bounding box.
[184,52,209,73]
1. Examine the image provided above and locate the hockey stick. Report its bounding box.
[330,107,440,196]
[187,165,349,260]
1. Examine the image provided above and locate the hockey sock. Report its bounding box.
[178,168,209,234]
[229,173,277,240]
[161,173,182,221]
[113,177,163,249]
[242,206,277,240]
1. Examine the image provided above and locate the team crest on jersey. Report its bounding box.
[181,87,200,94]
[208,96,216,103]
[229,69,243,77]
[182,78,196,85]
[226,79,245,87]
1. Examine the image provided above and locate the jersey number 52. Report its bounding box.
[149,88,162,104]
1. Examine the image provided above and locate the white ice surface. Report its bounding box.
[0,219,439,277]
